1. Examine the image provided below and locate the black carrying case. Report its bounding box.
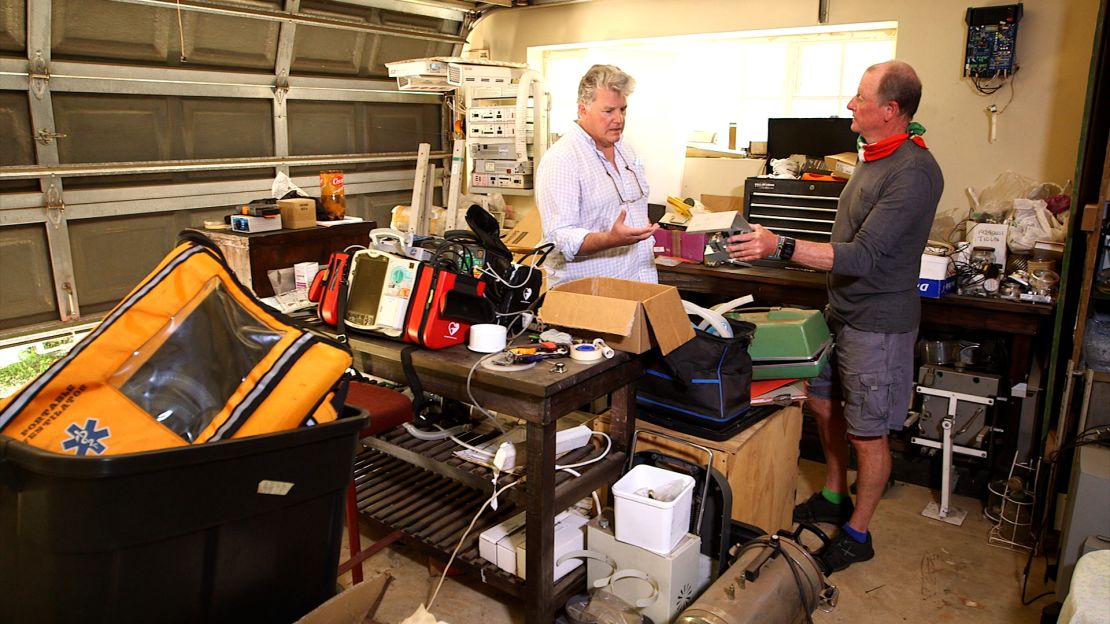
[0,413,365,624]
[636,318,768,440]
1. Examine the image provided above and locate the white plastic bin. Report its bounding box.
[612,464,695,555]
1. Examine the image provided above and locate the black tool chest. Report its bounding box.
[743,178,847,243]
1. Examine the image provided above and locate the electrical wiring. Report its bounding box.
[467,352,508,432]
[557,466,602,517]
[481,263,538,290]
[555,431,612,471]
[427,477,523,611]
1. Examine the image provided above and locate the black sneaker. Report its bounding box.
[819,530,875,574]
[793,491,854,525]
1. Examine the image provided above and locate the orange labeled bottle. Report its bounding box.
[319,170,347,220]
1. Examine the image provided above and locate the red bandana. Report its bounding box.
[858,133,928,162]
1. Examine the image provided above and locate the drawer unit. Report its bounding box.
[743,178,847,243]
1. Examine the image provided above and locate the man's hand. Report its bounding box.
[727,223,778,262]
[580,209,659,254]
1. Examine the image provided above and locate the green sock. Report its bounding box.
[821,487,848,504]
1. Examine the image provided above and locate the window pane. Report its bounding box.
[842,41,897,92]
[735,98,785,144]
[790,98,843,118]
[796,43,843,95]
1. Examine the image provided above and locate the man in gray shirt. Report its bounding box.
[729,60,943,573]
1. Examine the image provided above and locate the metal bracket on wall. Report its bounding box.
[35,128,67,145]
[29,50,49,99]
[273,71,289,105]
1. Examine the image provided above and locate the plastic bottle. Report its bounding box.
[319,170,346,220]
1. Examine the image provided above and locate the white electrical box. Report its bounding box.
[474,159,533,175]
[386,58,449,78]
[472,172,532,189]
[448,63,513,87]
[469,122,534,139]
[586,511,711,624]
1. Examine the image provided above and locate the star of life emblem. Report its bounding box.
[61,418,110,456]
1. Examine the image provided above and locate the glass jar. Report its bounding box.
[319,170,346,220]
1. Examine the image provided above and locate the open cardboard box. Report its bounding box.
[539,277,694,355]
[296,574,391,624]
[503,207,543,253]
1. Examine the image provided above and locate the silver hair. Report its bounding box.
[577,64,636,106]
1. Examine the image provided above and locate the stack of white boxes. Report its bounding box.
[468,90,534,191]
[478,509,589,582]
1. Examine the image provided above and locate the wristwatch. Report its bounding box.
[780,236,796,262]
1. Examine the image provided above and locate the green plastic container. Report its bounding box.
[726,308,832,379]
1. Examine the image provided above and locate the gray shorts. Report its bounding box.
[808,317,917,437]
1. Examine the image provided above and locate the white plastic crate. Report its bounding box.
[612,464,695,555]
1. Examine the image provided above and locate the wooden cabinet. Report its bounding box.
[598,405,804,534]
[197,222,374,297]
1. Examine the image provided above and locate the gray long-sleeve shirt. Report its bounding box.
[827,140,943,333]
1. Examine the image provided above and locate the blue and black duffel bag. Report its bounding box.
[636,315,771,440]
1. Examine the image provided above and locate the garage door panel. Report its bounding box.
[52,0,172,64]
[52,0,283,71]
[0,226,57,326]
[182,99,274,159]
[54,94,171,164]
[69,215,177,309]
[0,0,25,53]
[287,101,360,155]
[184,9,280,70]
[369,104,441,152]
[0,92,34,167]
[291,25,368,75]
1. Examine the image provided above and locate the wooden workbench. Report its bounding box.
[344,334,643,623]
[658,262,1055,476]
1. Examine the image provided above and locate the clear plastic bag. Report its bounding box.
[1008,198,1067,253]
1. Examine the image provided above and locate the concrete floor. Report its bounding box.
[338,460,1053,623]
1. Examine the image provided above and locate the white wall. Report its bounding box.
[469,0,1101,238]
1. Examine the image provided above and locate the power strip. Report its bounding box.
[556,425,594,456]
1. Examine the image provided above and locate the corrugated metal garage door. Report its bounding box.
[0,0,469,335]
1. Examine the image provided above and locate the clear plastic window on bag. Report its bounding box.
[109,277,283,442]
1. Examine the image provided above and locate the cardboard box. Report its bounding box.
[823,151,858,180]
[699,194,744,213]
[514,510,589,582]
[651,229,708,263]
[295,574,390,624]
[278,198,317,230]
[955,222,1009,268]
[919,253,955,299]
[503,207,543,252]
[479,512,527,566]
[539,277,694,355]
[230,214,282,233]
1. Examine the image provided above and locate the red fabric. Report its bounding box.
[345,382,414,436]
[859,133,927,162]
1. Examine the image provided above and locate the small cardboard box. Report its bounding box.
[230,214,282,233]
[479,512,526,566]
[824,151,858,180]
[919,253,955,299]
[652,229,707,263]
[503,207,543,253]
[539,277,694,355]
[955,222,1009,268]
[278,198,317,230]
[699,194,744,213]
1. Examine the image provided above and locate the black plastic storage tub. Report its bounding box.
[0,414,365,624]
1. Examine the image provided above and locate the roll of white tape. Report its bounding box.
[468,324,508,353]
[570,343,603,362]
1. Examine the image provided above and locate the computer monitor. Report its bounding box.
[766,117,858,162]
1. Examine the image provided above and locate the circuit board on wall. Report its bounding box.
[963,4,1023,77]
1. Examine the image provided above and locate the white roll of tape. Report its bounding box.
[468,324,508,353]
[570,343,603,362]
